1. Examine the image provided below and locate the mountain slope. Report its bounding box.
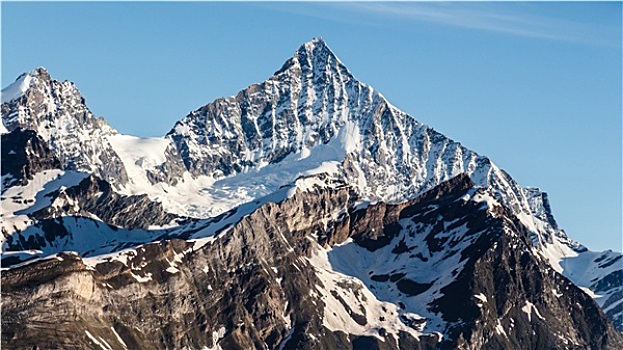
[2,175,621,349]
[1,38,622,342]
[165,39,548,231]
[162,38,623,329]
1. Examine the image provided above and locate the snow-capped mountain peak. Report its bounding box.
[0,66,131,186]
[276,37,352,81]
[0,42,581,244]
[2,39,621,333]
[1,67,49,104]
[166,39,555,240]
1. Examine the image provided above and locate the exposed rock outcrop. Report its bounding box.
[1,128,61,187]
[31,174,180,229]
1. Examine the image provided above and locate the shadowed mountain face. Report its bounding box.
[1,128,61,187]
[1,39,622,349]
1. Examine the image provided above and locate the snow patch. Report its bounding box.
[1,170,90,238]
[174,123,190,135]
[339,120,361,154]
[471,191,501,211]
[539,239,617,308]
[85,330,112,350]
[521,301,544,322]
[111,327,128,349]
[1,73,33,103]
[308,241,426,342]
[579,286,602,299]
[495,320,507,338]
[166,266,180,274]
[203,326,227,350]
[0,119,8,134]
[298,146,311,160]
[116,126,348,220]
[131,272,153,283]
[107,134,171,190]
[474,293,487,303]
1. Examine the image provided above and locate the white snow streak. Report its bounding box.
[521,300,544,322]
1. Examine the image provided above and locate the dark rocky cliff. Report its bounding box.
[1,128,61,187]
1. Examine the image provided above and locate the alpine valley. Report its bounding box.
[1,39,621,350]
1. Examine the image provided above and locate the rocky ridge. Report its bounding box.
[1,38,622,347]
[1,68,134,187]
[2,175,622,349]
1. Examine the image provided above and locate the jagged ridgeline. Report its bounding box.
[2,39,622,349]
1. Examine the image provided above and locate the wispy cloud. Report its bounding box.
[262,2,621,48]
[358,2,618,46]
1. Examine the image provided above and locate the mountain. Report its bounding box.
[1,68,130,187]
[1,38,621,348]
[2,175,622,349]
[165,39,541,225]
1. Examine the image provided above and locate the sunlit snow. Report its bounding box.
[1,72,33,104]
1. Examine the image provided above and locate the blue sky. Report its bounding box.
[2,2,621,252]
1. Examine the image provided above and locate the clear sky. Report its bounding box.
[2,1,621,252]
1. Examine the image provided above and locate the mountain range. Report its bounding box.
[1,38,621,349]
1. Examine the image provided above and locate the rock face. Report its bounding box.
[1,128,61,187]
[2,176,622,349]
[0,129,182,267]
[30,174,180,229]
[1,67,129,187]
[166,39,544,230]
[2,38,622,349]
